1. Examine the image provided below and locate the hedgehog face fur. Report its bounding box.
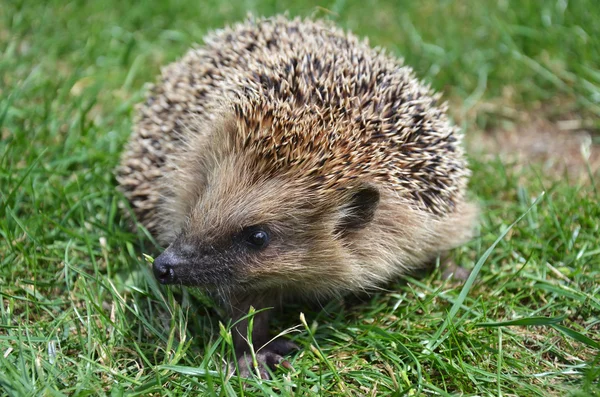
[117,15,478,378]
[152,114,379,293]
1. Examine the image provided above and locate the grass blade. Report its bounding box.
[426,192,546,352]
[476,315,566,327]
[551,324,600,350]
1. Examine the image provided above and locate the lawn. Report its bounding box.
[1,0,599,395]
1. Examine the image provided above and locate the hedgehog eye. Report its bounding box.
[244,228,270,249]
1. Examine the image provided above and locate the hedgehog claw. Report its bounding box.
[233,338,298,379]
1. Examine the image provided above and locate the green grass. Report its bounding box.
[1,0,599,395]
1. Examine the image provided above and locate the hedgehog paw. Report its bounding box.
[441,259,472,281]
[233,339,298,379]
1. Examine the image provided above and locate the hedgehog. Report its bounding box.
[116,15,478,378]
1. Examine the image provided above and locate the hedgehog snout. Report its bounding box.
[152,240,236,286]
[152,250,182,284]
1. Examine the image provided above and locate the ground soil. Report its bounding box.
[468,115,600,182]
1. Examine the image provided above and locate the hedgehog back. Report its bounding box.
[117,16,469,235]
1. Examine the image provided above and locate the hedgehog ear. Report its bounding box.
[337,184,380,233]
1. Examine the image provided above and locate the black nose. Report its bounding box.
[152,250,181,284]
